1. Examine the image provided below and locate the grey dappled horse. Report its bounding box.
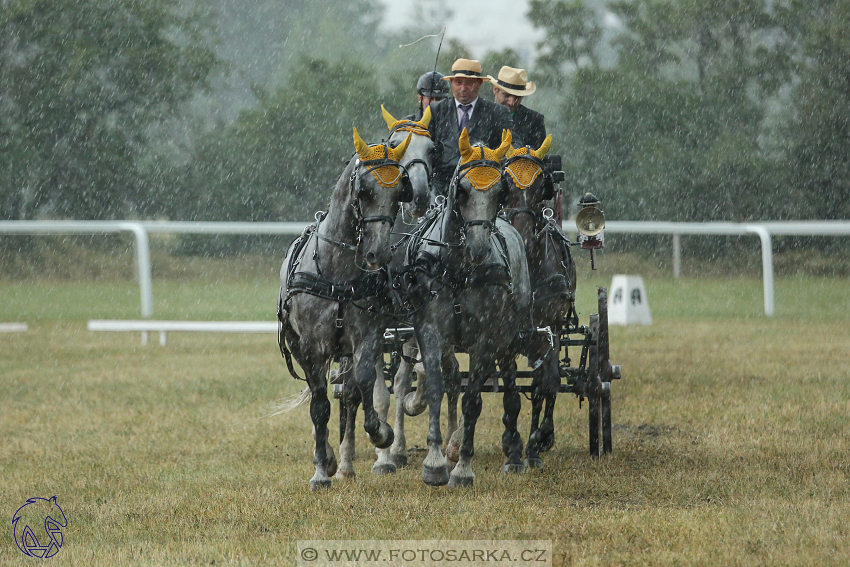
[332,107,435,478]
[400,129,532,487]
[278,127,413,490]
[500,135,576,470]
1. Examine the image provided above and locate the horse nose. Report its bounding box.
[414,192,429,210]
[365,249,390,269]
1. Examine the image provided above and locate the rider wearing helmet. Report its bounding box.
[406,71,450,121]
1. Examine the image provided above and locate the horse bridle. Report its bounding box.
[314,147,409,254]
[352,143,412,224]
[388,120,433,185]
[450,154,506,236]
[500,151,552,233]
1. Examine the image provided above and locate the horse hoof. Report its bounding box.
[524,457,544,470]
[372,462,397,475]
[503,462,526,474]
[540,435,555,453]
[334,469,356,480]
[309,478,332,491]
[448,474,474,488]
[391,453,408,468]
[422,464,449,486]
[327,456,338,478]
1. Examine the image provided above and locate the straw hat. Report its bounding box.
[487,66,536,97]
[442,58,490,82]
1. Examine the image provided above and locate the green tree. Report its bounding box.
[528,0,601,84]
[181,56,383,224]
[0,0,220,221]
[535,0,793,222]
[780,0,850,219]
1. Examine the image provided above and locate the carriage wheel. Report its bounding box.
[598,287,612,454]
[587,314,602,458]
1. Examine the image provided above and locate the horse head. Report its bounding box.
[502,134,554,240]
[453,128,512,265]
[352,127,412,269]
[382,105,434,217]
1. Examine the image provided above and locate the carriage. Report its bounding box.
[280,111,623,489]
[334,167,623,460]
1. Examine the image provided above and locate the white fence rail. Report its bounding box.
[2,220,850,318]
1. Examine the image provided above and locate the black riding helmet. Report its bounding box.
[417,71,450,98]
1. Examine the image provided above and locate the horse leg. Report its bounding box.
[449,355,489,488]
[306,371,334,491]
[402,359,428,417]
[444,352,463,467]
[449,366,482,488]
[526,348,559,467]
[417,326,449,486]
[501,357,525,473]
[372,360,397,474]
[355,336,394,450]
[525,368,545,469]
[389,340,419,467]
[335,361,358,480]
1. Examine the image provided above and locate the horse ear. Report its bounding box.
[419,105,432,128]
[389,132,413,162]
[494,129,512,161]
[532,134,553,159]
[381,105,397,130]
[353,127,371,160]
[458,128,472,159]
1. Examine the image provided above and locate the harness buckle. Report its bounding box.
[453,303,462,315]
[336,318,344,329]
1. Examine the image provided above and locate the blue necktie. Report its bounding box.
[459,104,471,131]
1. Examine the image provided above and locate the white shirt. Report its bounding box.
[456,97,479,124]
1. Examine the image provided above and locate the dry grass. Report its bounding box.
[2,290,849,565]
[1,245,848,565]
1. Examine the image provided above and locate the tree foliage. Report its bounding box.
[0,0,221,220]
[779,0,850,219]
[2,0,849,235]
[177,56,384,223]
[531,0,797,222]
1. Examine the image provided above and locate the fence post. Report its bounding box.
[745,225,774,317]
[672,234,682,278]
[120,222,153,319]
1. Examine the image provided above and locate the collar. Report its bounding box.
[455,97,479,111]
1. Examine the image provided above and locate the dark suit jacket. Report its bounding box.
[511,105,546,150]
[428,96,515,189]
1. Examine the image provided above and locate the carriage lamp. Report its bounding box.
[575,193,605,270]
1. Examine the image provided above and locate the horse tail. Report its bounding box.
[264,387,312,418]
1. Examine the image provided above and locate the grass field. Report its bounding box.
[2,252,849,566]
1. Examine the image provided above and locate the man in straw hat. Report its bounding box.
[488,66,546,149]
[428,58,515,196]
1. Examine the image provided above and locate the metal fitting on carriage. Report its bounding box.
[576,193,605,269]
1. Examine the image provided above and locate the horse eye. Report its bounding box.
[357,186,374,200]
[389,140,400,149]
